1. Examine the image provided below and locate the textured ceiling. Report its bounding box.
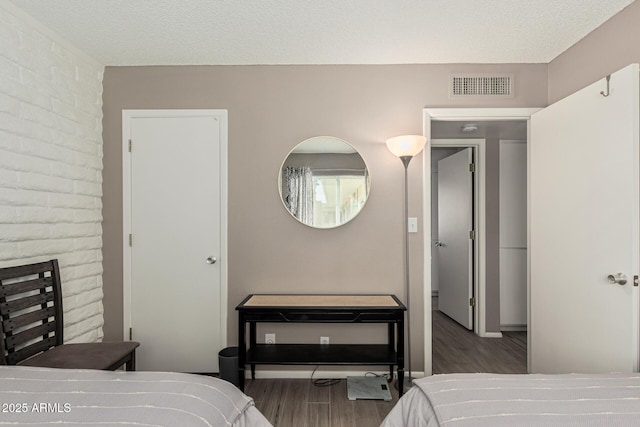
[7,0,636,66]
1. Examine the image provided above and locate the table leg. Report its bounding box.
[249,322,257,379]
[238,312,246,391]
[397,320,404,397]
[388,323,394,379]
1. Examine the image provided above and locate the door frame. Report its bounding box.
[431,141,482,333]
[422,108,540,376]
[121,109,229,349]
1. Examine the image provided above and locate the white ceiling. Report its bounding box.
[8,0,635,66]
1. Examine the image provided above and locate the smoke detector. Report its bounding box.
[461,123,478,133]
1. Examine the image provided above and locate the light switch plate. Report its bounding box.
[408,217,418,233]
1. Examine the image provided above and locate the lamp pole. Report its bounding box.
[386,134,426,391]
[400,155,413,389]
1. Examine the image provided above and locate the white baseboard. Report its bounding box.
[500,325,527,332]
[246,369,426,380]
[480,331,503,338]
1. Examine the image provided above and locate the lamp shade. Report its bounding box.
[386,135,427,158]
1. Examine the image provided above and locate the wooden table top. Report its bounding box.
[239,294,403,308]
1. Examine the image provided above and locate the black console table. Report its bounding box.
[236,294,407,396]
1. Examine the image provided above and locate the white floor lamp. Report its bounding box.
[386,134,427,390]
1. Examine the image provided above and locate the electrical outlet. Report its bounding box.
[265,333,276,344]
[320,336,330,345]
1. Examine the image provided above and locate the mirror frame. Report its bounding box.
[278,136,371,229]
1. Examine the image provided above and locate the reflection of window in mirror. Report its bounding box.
[312,175,368,228]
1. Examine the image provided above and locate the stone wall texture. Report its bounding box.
[0,1,105,342]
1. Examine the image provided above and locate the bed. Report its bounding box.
[381,373,640,426]
[0,366,272,426]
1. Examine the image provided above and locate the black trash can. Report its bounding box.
[218,346,239,387]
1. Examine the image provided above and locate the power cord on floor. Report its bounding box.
[310,365,342,387]
[364,371,392,383]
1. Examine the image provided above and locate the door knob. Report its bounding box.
[607,273,627,286]
[434,241,444,247]
[206,256,217,264]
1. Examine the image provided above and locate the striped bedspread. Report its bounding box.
[0,366,272,426]
[382,373,640,426]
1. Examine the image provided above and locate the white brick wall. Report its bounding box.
[0,0,105,343]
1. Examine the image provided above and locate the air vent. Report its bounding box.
[450,74,513,98]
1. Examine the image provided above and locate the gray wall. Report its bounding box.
[101,64,548,371]
[548,0,640,103]
[283,153,366,171]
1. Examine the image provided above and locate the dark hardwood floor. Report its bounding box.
[244,303,527,426]
[432,305,527,374]
[245,377,399,427]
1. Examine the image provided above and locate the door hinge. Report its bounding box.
[128,234,132,247]
[469,230,475,240]
[469,163,476,173]
[129,328,133,340]
[128,139,132,152]
[469,297,476,307]
[634,275,639,287]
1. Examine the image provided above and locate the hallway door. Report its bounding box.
[437,148,474,329]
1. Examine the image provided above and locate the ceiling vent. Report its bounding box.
[450,74,513,98]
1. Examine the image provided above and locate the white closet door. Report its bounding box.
[124,110,227,372]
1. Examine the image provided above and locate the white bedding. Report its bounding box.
[381,373,640,426]
[0,366,272,426]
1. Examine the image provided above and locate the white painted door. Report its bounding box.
[530,64,639,373]
[437,148,474,329]
[124,110,227,373]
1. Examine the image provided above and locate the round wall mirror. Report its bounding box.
[278,136,371,229]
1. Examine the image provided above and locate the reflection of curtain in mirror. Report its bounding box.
[282,166,313,223]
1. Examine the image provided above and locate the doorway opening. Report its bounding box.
[427,117,529,375]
